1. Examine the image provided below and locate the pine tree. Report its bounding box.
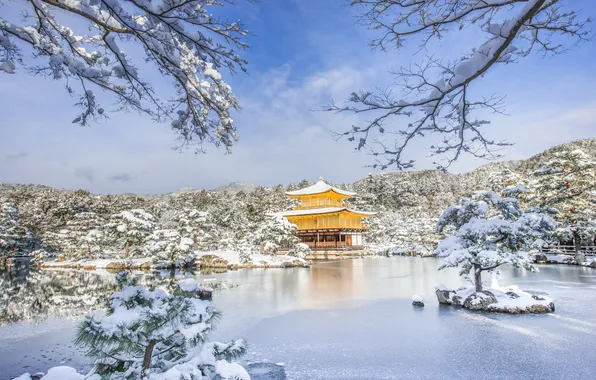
[256,216,299,253]
[107,209,156,257]
[177,209,212,251]
[436,189,557,292]
[527,149,596,263]
[58,212,105,259]
[75,274,247,379]
[0,200,32,256]
[145,229,194,266]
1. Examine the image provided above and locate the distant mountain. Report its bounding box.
[213,182,258,194]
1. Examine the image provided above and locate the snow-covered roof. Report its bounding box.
[268,207,376,217]
[285,179,356,197]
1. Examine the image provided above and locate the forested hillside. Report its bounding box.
[1,139,594,260]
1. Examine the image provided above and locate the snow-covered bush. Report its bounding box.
[177,209,212,250]
[44,212,105,259]
[106,209,156,257]
[365,208,441,256]
[527,148,596,263]
[0,200,32,256]
[257,216,299,253]
[145,229,194,266]
[288,243,311,259]
[74,275,248,379]
[436,189,557,292]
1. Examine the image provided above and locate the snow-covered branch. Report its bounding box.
[328,0,591,171]
[0,0,250,152]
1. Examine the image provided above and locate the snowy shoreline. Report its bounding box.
[38,250,309,272]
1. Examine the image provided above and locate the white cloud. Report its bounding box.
[1,3,595,194]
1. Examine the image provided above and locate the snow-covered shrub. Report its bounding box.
[74,275,247,379]
[145,229,194,266]
[106,209,156,257]
[288,242,311,259]
[0,200,33,256]
[436,189,557,292]
[527,148,596,263]
[365,209,441,256]
[44,212,105,259]
[177,209,212,251]
[256,216,299,253]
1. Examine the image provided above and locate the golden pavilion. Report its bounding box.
[270,178,376,251]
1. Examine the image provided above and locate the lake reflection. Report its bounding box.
[1,258,596,379]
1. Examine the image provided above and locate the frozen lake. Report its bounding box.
[2,257,596,379]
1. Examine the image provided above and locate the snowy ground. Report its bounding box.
[41,257,153,270]
[542,254,596,267]
[3,258,596,379]
[38,251,307,271]
[196,250,307,268]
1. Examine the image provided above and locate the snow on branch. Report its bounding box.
[327,0,591,171]
[0,0,250,152]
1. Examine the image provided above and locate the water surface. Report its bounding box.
[1,258,595,379]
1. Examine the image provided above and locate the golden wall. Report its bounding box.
[293,192,346,209]
[287,212,363,230]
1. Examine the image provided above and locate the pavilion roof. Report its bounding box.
[268,207,376,218]
[285,179,356,197]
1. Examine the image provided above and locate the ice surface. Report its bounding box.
[4,258,596,380]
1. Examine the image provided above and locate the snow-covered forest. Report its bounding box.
[0,139,594,262]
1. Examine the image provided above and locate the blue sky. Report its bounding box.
[1,0,596,194]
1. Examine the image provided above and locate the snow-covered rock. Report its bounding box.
[435,284,555,314]
[411,294,424,307]
[196,251,308,269]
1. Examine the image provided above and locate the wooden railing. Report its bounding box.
[279,242,363,251]
[542,245,596,256]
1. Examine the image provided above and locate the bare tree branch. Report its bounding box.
[0,0,252,152]
[325,0,591,171]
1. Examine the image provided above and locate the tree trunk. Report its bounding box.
[473,263,483,292]
[125,241,129,258]
[142,340,157,376]
[573,230,585,264]
[193,235,198,251]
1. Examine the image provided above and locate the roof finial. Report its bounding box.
[319,176,325,182]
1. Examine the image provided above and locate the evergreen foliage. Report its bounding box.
[0,139,593,261]
[75,274,247,379]
[256,216,299,253]
[0,200,32,256]
[526,148,596,263]
[435,189,558,292]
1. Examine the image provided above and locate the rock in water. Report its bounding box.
[534,253,547,263]
[246,363,287,380]
[412,294,424,307]
[463,291,498,311]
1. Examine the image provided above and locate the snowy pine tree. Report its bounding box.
[107,210,156,257]
[56,212,105,259]
[256,216,299,253]
[436,189,557,292]
[75,275,248,379]
[177,209,212,251]
[145,229,194,266]
[0,200,32,256]
[527,149,596,263]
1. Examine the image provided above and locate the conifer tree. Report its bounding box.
[256,216,299,253]
[436,189,557,292]
[107,209,156,257]
[145,229,194,266]
[177,209,212,250]
[75,273,248,379]
[528,149,596,263]
[0,200,32,256]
